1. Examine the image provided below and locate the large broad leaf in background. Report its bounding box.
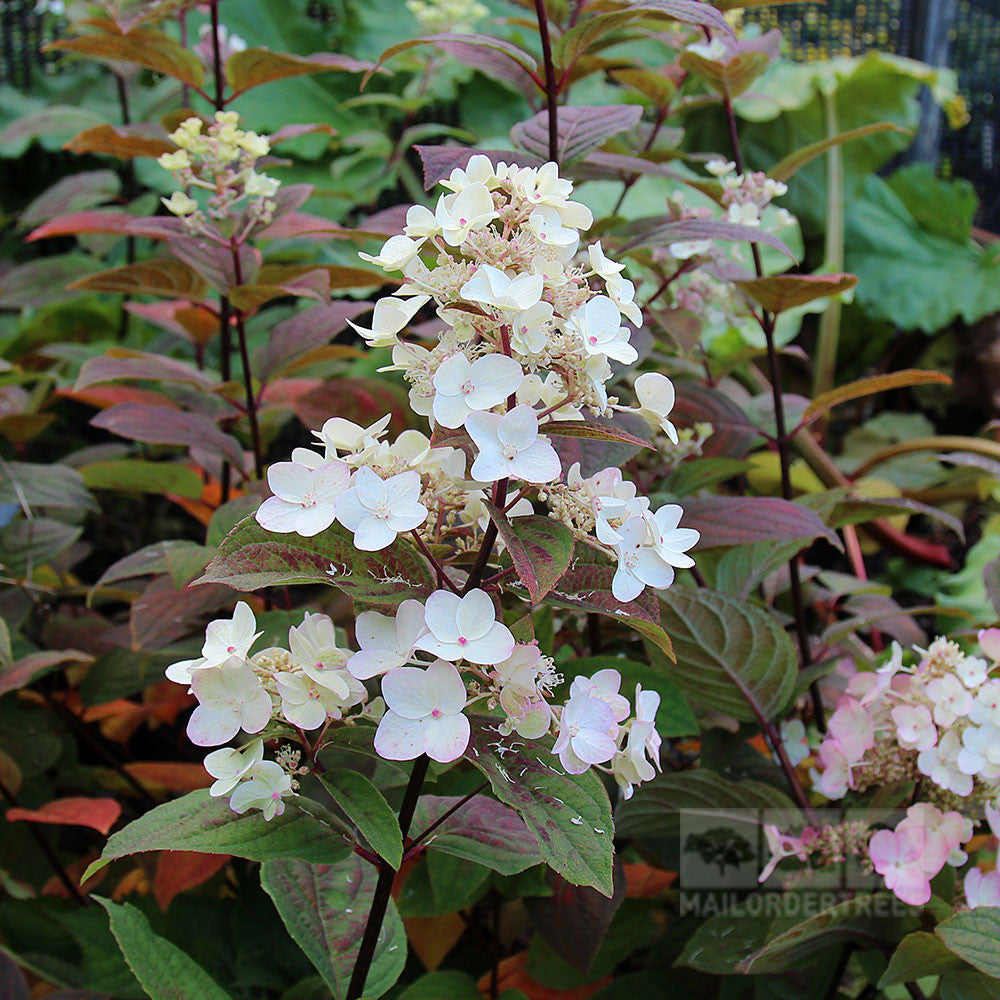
[845,173,1000,332]
[261,855,406,999]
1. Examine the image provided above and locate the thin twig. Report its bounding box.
[403,781,489,861]
[533,0,559,165]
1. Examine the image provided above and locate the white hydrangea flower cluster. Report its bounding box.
[166,598,666,818]
[256,156,699,600]
[812,630,1000,804]
[705,157,791,229]
[157,111,278,231]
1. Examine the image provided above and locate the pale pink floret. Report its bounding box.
[869,827,932,906]
[965,866,1000,909]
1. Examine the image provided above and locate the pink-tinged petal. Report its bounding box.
[980,627,1000,661]
[352,518,397,551]
[891,864,932,906]
[465,409,501,450]
[187,705,241,746]
[352,466,385,509]
[432,392,472,429]
[425,659,468,714]
[423,590,462,642]
[294,504,337,538]
[498,405,538,450]
[470,450,509,484]
[241,686,274,734]
[465,623,515,666]
[267,462,312,502]
[455,589,495,642]
[381,666,438,719]
[510,439,561,484]
[422,713,470,762]
[373,711,426,760]
[576,696,616,732]
[334,490,368,532]
[868,829,898,871]
[571,729,618,765]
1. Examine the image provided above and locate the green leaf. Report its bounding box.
[486,505,574,604]
[79,461,203,499]
[0,461,96,512]
[769,122,911,182]
[197,516,435,604]
[96,899,232,1000]
[0,518,82,575]
[937,907,1000,979]
[226,48,374,95]
[398,971,483,999]
[465,717,614,897]
[320,770,402,869]
[675,909,775,975]
[940,970,1000,1000]
[260,855,406,999]
[410,794,543,876]
[555,656,697,737]
[82,790,350,882]
[739,894,916,973]
[615,768,792,841]
[653,587,797,722]
[879,931,967,987]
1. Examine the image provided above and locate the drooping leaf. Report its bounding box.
[511,105,643,164]
[153,851,232,912]
[465,718,614,897]
[672,382,759,458]
[82,790,350,882]
[410,795,543,876]
[76,351,218,391]
[197,515,435,604]
[734,273,859,315]
[769,122,911,183]
[90,405,246,469]
[0,461,96,512]
[70,260,208,299]
[46,28,205,87]
[226,48,375,95]
[96,899,232,1000]
[0,649,92,697]
[611,0,735,36]
[653,587,797,721]
[260,854,406,999]
[622,217,796,259]
[320,770,402,870]
[878,931,968,987]
[28,209,183,242]
[940,971,1000,1000]
[19,169,121,228]
[64,122,176,159]
[79,461,204,499]
[0,518,83,574]
[5,796,121,835]
[937,908,1000,979]
[485,505,573,604]
[0,104,105,155]
[803,369,953,421]
[679,496,839,550]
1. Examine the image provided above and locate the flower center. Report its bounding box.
[372,501,392,520]
[459,217,467,225]
[227,645,235,653]
[271,792,281,800]
[588,335,598,345]
[461,379,475,395]
[458,636,468,647]
[431,708,442,718]
[501,444,518,460]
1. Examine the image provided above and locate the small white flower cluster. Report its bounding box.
[157,112,278,231]
[812,630,1000,804]
[705,158,790,229]
[256,157,699,601]
[406,0,488,34]
[166,597,665,818]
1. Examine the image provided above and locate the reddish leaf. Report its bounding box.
[27,209,183,243]
[485,504,574,604]
[624,216,796,259]
[512,105,643,164]
[279,376,411,435]
[678,30,780,98]
[226,48,376,96]
[154,851,231,911]
[46,28,205,88]
[620,0,735,35]
[804,369,953,422]
[432,39,538,97]
[124,762,213,794]
[6,796,121,835]
[0,649,93,697]
[228,268,330,313]
[269,123,336,145]
[545,414,652,477]
[672,382,758,458]
[527,859,626,973]
[70,259,209,299]
[415,146,544,190]
[130,576,236,651]
[64,122,175,159]
[76,350,218,391]
[91,404,246,469]
[58,384,177,411]
[126,301,218,346]
[734,272,859,314]
[19,170,120,228]
[168,237,261,296]
[680,496,840,549]
[254,211,355,241]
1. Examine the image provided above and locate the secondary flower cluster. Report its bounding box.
[255,157,699,602]
[763,633,1000,907]
[157,111,279,230]
[166,598,664,817]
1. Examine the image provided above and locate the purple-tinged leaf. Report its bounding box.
[64,122,175,159]
[672,382,759,459]
[168,237,261,296]
[69,259,209,299]
[653,586,797,722]
[412,795,543,875]
[260,855,405,998]
[433,40,538,97]
[0,254,95,307]
[269,123,336,146]
[129,576,235,652]
[254,301,368,383]
[0,649,93,697]
[19,170,120,228]
[622,217,796,259]
[0,461,96,512]
[527,860,626,973]
[0,105,104,154]
[678,29,780,98]
[76,350,218,391]
[511,105,643,164]
[27,210,183,243]
[90,404,246,469]
[485,505,574,604]
[227,48,378,96]
[546,412,652,478]
[613,0,735,36]
[680,496,840,549]
[197,516,435,604]
[465,718,614,897]
[414,146,544,190]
